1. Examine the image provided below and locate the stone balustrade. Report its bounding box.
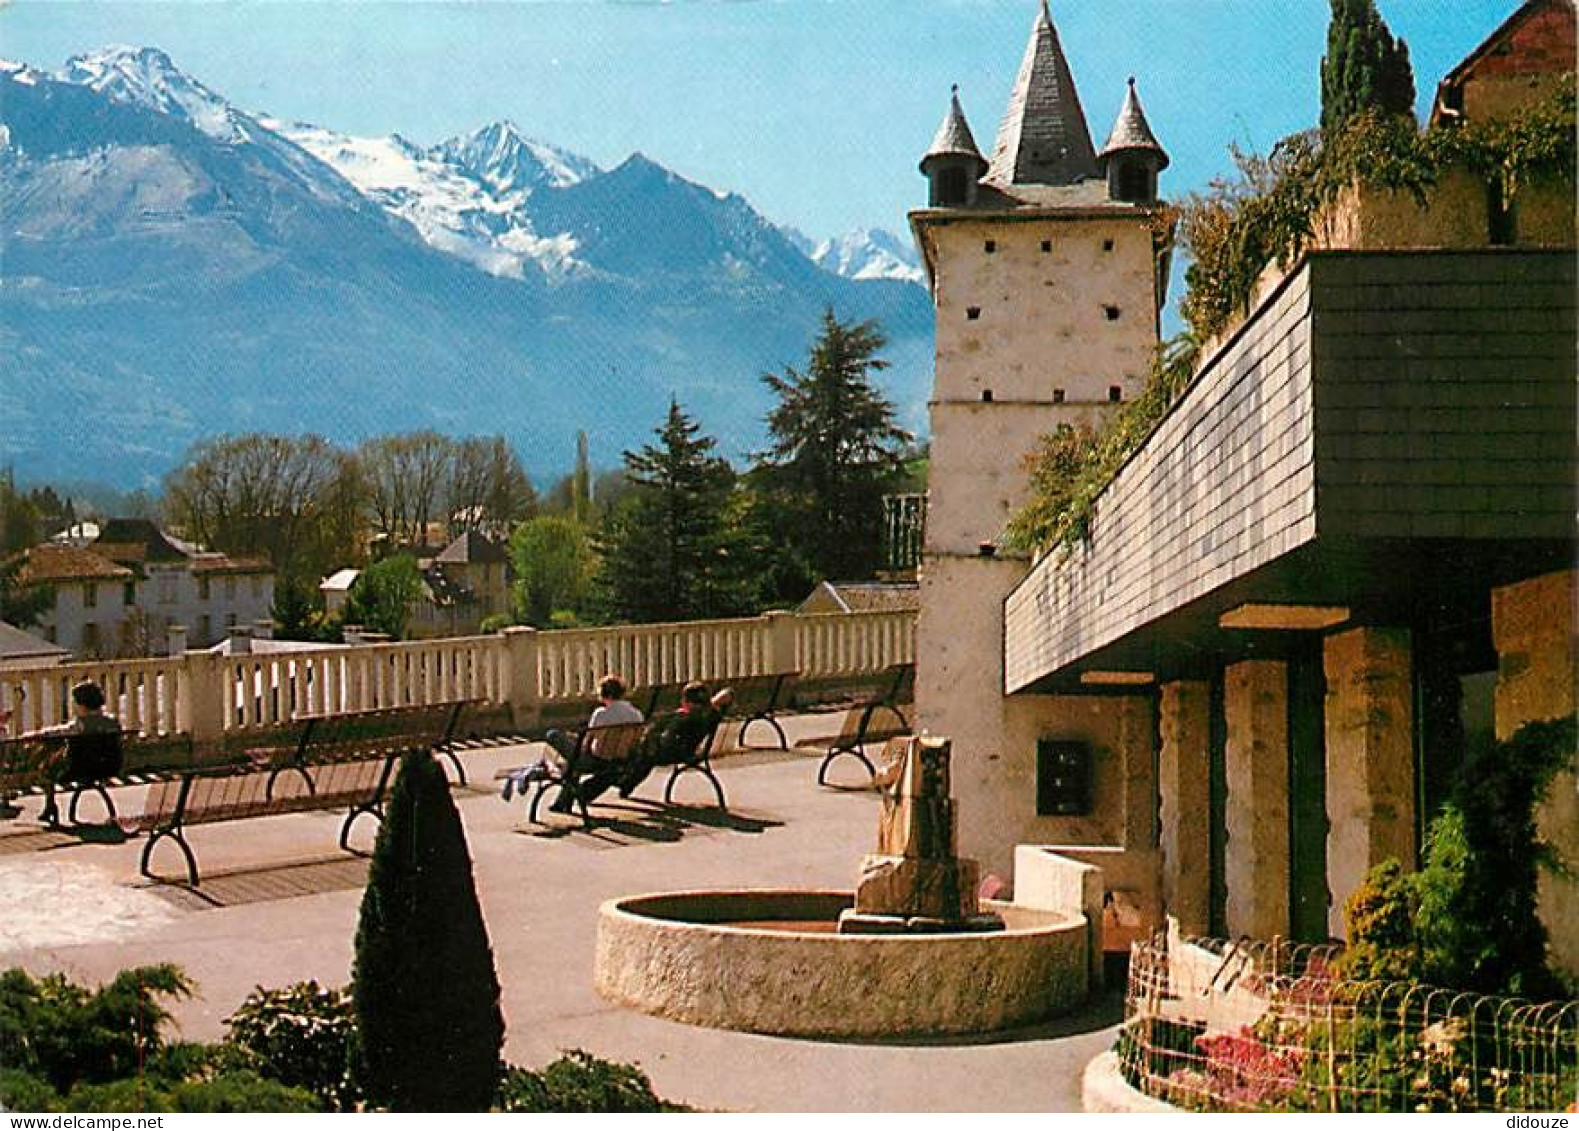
[0,607,916,741]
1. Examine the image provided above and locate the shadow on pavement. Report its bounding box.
[137,854,371,910]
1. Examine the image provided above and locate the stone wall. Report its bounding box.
[1491,570,1579,982]
[1158,680,1211,936]
[1223,660,1289,939]
[1313,173,1575,254]
[918,552,1156,881]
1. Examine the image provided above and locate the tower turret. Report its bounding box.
[1098,77,1169,204]
[921,86,989,207]
[985,0,1099,187]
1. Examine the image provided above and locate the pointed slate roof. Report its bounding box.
[985,0,1099,187]
[1100,77,1169,169]
[436,530,508,566]
[921,85,988,173]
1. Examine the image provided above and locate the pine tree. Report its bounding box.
[595,399,753,623]
[754,308,912,589]
[572,431,592,525]
[352,750,504,1112]
[1320,0,1416,134]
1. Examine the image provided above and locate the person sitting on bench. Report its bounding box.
[545,674,644,814]
[27,680,123,826]
[613,682,733,802]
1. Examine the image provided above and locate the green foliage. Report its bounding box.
[223,981,362,1111]
[496,1050,689,1113]
[1181,83,1575,344]
[596,399,759,623]
[1007,334,1198,552]
[0,552,52,629]
[0,964,191,1095]
[353,750,504,1112]
[1337,716,1575,999]
[343,554,422,640]
[1320,0,1415,135]
[509,515,594,627]
[754,308,912,587]
[55,1071,320,1113]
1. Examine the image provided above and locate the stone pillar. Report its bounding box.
[1159,680,1211,936]
[1491,570,1579,982]
[501,626,541,733]
[1323,626,1416,939]
[765,610,799,676]
[166,624,188,657]
[182,648,226,745]
[1223,660,1289,939]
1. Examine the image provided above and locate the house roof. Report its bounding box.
[188,554,272,575]
[436,531,508,566]
[320,568,361,593]
[13,544,132,584]
[921,86,989,173]
[985,0,1099,188]
[800,581,921,615]
[93,517,187,564]
[0,620,69,662]
[1099,77,1169,169]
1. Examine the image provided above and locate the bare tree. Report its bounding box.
[164,434,359,582]
[446,437,536,540]
[359,432,454,551]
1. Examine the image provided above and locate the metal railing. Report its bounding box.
[1119,929,1579,1113]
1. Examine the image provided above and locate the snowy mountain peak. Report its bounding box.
[60,45,247,143]
[811,228,925,285]
[435,119,598,197]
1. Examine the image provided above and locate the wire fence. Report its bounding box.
[1118,926,1579,1113]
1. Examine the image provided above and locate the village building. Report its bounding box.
[0,619,69,671]
[797,580,920,616]
[90,518,275,653]
[912,0,1576,975]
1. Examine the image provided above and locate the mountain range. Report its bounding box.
[0,46,931,486]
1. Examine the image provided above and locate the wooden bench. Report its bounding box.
[129,752,398,886]
[721,672,798,751]
[795,664,915,785]
[658,713,727,811]
[128,702,467,885]
[0,731,207,825]
[501,721,649,828]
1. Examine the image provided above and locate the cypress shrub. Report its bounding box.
[352,749,503,1111]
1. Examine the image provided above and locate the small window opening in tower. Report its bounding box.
[981,389,994,403]
[938,167,969,207]
[1040,239,1052,253]
[1104,305,1121,321]
[1052,389,1066,404]
[1117,164,1152,203]
[1108,386,1122,403]
[984,239,997,254]
[1102,238,1115,252]
[966,306,982,321]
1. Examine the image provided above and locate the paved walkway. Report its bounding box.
[0,714,1119,1112]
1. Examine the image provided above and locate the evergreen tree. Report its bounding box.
[754,309,912,589]
[1320,0,1416,134]
[596,400,753,623]
[352,750,504,1112]
[0,554,51,629]
[571,431,592,525]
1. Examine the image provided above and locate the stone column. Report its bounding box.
[764,610,799,677]
[1224,660,1289,940]
[1491,570,1579,982]
[501,626,541,733]
[1323,626,1415,939]
[1159,680,1211,936]
[181,648,227,746]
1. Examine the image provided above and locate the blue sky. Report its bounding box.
[1,0,1522,242]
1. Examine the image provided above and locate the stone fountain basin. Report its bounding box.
[593,889,1089,1039]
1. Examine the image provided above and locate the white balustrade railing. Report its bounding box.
[0,607,914,740]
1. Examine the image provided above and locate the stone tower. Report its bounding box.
[909,0,1174,879]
